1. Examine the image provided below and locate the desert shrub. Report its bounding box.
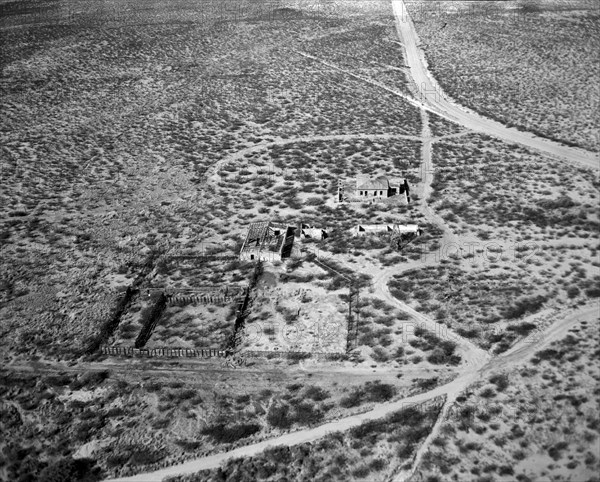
[503,295,547,320]
[152,418,170,429]
[201,423,261,444]
[479,387,496,398]
[38,458,100,482]
[508,322,536,336]
[294,402,324,426]
[368,381,396,402]
[340,390,363,408]
[44,374,72,387]
[352,465,371,477]
[303,386,330,402]
[266,403,293,429]
[489,373,509,391]
[287,352,311,361]
[235,394,251,404]
[370,458,386,471]
[69,370,110,390]
[548,441,569,460]
[371,346,390,362]
[415,377,438,391]
[174,440,202,451]
[532,348,563,364]
[129,448,166,466]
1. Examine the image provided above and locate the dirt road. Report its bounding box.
[99,4,598,480]
[104,303,597,482]
[391,0,598,170]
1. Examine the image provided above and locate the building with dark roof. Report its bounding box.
[239,221,295,262]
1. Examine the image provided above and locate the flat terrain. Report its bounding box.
[415,316,600,482]
[393,0,598,168]
[0,1,598,481]
[404,0,600,151]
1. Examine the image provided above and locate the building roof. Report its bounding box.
[352,224,420,234]
[356,176,390,191]
[241,222,289,253]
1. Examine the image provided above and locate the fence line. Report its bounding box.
[241,350,344,360]
[165,294,239,306]
[100,346,228,358]
[100,346,344,360]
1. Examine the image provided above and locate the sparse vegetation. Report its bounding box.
[408,0,599,150]
[167,401,443,482]
[419,319,600,481]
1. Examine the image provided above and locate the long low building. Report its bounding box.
[351,223,421,237]
[338,176,411,203]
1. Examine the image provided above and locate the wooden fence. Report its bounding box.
[243,350,345,361]
[100,346,228,358]
[100,346,345,361]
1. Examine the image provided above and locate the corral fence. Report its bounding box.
[100,346,229,358]
[243,350,345,361]
[167,255,240,262]
[143,285,249,306]
[100,346,345,361]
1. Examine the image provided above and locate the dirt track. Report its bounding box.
[97,3,599,480]
[104,303,597,482]
[392,0,599,170]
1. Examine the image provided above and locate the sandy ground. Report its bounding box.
[103,303,598,482]
[99,4,600,479]
[3,2,596,480]
[391,0,598,170]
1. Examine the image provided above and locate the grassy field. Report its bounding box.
[406,0,600,150]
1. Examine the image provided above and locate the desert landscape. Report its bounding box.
[0,0,598,481]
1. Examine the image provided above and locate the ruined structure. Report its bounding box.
[351,223,421,237]
[239,221,296,262]
[300,223,328,240]
[159,285,248,306]
[338,176,410,203]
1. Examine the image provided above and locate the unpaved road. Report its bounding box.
[100,4,597,480]
[392,0,598,170]
[105,304,597,482]
[203,130,468,186]
[104,99,597,480]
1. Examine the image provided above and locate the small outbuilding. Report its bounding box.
[300,224,328,240]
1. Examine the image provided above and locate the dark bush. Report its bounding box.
[367,381,396,402]
[293,402,324,426]
[340,390,363,408]
[507,322,536,336]
[503,295,547,320]
[201,423,261,444]
[303,386,330,402]
[352,465,371,478]
[489,373,509,391]
[266,403,293,429]
[69,370,110,390]
[38,458,100,482]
